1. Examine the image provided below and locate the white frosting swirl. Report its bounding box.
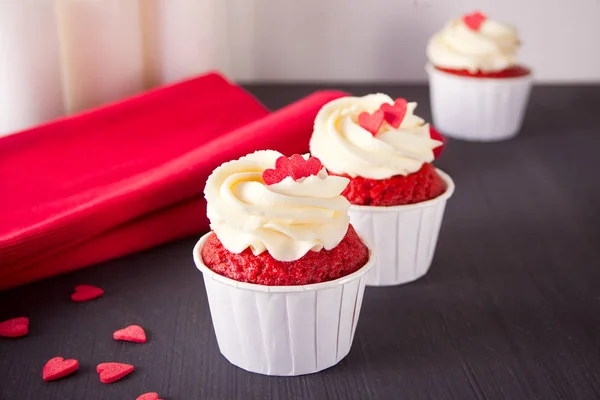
[309,94,442,179]
[205,150,351,262]
[427,16,520,72]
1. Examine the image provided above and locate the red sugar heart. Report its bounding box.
[263,154,323,185]
[137,393,163,400]
[113,325,147,343]
[278,154,322,180]
[262,168,289,186]
[464,11,486,31]
[300,156,323,179]
[42,357,79,381]
[71,284,104,302]
[358,109,385,136]
[430,125,445,159]
[96,362,134,384]
[0,317,29,338]
[380,98,408,128]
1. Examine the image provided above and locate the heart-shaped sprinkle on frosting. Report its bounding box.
[263,154,323,185]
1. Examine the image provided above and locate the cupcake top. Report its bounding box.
[205,150,351,262]
[427,11,521,73]
[309,93,442,180]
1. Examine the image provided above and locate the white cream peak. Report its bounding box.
[427,14,521,73]
[310,93,442,179]
[205,150,351,262]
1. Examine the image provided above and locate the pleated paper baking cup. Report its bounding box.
[193,234,375,376]
[426,64,533,141]
[347,169,454,287]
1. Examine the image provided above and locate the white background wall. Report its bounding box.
[220,0,600,83]
[2,0,599,135]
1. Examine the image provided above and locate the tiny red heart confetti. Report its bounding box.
[137,393,163,400]
[96,362,134,384]
[358,109,385,135]
[0,317,29,338]
[42,357,79,381]
[71,284,104,302]
[430,125,445,159]
[263,154,323,185]
[113,325,146,343]
[463,11,486,31]
[380,98,408,128]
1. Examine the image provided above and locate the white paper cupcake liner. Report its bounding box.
[426,64,533,142]
[193,234,375,376]
[347,169,454,287]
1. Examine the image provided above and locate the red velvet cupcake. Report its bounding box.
[193,150,375,376]
[310,94,455,286]
[426,11,533,141]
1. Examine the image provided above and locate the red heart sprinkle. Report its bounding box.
[262,168,289,185]
[0,317,29,338]
[71,284,104,302]
[430,125,445,159]
[358,109,385,136]
[137,393,163,400]
[113,325,147,343]
[96,362,134,384]
[289,154,322,180]
[263,155,323,185]
[380,98,408,128]
[464,11,486,31]
[42,357,79,381]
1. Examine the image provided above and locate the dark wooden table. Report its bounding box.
[1,85,599,400]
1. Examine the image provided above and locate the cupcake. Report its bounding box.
[426,11,533,141]
[193,150,375,376]
[310,93,455,286]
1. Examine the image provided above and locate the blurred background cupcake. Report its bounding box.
[426,11,533,142]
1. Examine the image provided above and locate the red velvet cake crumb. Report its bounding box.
[201,225,369,286]
[336,163,446,207]
[435,65,531,79]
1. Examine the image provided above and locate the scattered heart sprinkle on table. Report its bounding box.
[137,392,162,400]
[113,325,147,343]
[0,317,29,338]
[96,362,134,384]
[71,284,104,302]
[42,357,79,381]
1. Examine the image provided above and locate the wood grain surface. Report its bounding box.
[1,85,599,400]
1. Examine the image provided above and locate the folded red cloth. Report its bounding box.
[4,198,206,289]
[0,71,347,290]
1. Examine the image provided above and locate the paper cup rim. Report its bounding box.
[425,63,534,83]
[193,233,375,293]
[347,168,455,213]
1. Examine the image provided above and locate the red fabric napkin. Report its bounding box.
[0,71,347,290]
